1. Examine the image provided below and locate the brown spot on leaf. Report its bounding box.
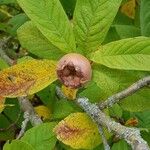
[54,121,84,140]
[53,113,101,149]
[0,71,35,96]
[0,59,57,97]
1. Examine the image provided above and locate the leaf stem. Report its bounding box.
[0,37,15,65]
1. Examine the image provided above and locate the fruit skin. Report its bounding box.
[57,53,92,89]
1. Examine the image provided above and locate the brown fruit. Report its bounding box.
[57,53,92,88]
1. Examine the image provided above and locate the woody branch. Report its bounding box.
[77,98,149,150]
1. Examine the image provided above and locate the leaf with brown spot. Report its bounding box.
[0,59,57,97]
[54,112,101,149]
[125,117,138,127]
[121,0,136,19]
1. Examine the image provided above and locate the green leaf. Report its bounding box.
[93,64,150,112]
[73,0,122,54]
[37,84,57,110]
[91,37,150,71]
[140,0,150,36]
[141,130,150,146]
[7,13,28,36]
[113,11,134,25]
[0,0,16,4]
[17,0,76,53]
[114,25,140,39]
[3,140,35,150]
[134,2,140,28]
[0,13,28,36]
[4,98,23,127]
[21,122,57,150]
[79,81,102,103]
[0,23,8,33]
[0,114,15,140]
[17,21,64,60]
[0,58,8,70]
[109,104,122,118]
[17,56,34,64]
[120,89,150,112]
[111,140,131,150]
[52,100,81,119]
[133,110,150,129]
[103,26,120,44]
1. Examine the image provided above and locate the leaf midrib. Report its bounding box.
[20,0,75,51]
[80,0,107,47]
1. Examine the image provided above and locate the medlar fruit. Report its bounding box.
[57,53,92,89]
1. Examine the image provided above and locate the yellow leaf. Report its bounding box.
[121,0,136,19]
[0,59,57,97]
[61,85,78,100]
[54,112,101,149]
[0,96,6,113]
[34,105,51,120]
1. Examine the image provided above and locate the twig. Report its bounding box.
[16,111,30,139]
[17,97,43,139]
[18,97,42,126]
[77,98,150,150]
[56,84,150,150]
[57,87,149,150]
[98,76,150,110]
[98,125,110,150]
[0,37,15,65]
